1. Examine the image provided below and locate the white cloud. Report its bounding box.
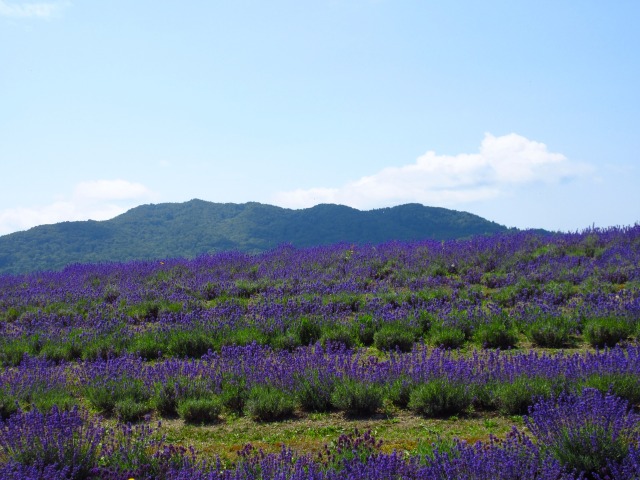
[0,179,154,236]
[272,133,593,210]
[0,0,69,18]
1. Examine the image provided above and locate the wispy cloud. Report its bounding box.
[0,179,154,236]
[272,133,594,210]
[0,0,69,19]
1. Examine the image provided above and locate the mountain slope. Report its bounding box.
[0,200,511,275]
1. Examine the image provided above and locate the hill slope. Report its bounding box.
[0,200,510,274]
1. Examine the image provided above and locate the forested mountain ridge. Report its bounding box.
[0,200,511,275]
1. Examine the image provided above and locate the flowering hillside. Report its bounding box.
[0,226,639,478]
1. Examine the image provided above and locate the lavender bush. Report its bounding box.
[526,388,640,478]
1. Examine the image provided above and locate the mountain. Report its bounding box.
[0,200,511,275]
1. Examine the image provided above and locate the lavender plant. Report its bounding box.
[0,407,103,479]
[525,388,640,477]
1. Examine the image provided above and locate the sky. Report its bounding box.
[1,1,639,236]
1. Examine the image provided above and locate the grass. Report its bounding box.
[158,408,516,464]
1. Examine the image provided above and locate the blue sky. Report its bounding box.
[1,1,639,235]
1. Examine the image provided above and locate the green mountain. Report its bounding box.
[0,200,510,275]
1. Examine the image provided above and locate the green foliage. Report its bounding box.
[219,379,248,414]
[95,422,180,478]
[322,429,383,471]
[583,316,633,348]
[0,336,42,367]
[29,388,78,413]
[320,325,358,349]
[114,398,152,423]
[151,376,215,417]
[84,379,150,416]
[221,328,268,348]
[126,301,161,321]
[428,326,466,349]
[235,279,266,299]
[0,389,18,419]
[296,317,322,346]
[81,333,126,361]
[373,323,417,352]
[269,331,302,351]
[324,292,365,313]
[352,314,378,346]
[473,318,519,349]
[330,378,385,416]
[40,338,83,363]
[166,328,217,358]
[128,330,167,360]
[295,370,335,413]
[245,385,296,421]
[0,306,21,322]
[151,380,181,417]
[408,379,472,417]
[415,310,436,334]
[526,316,575,348]
[0,201,509,275]
[177,397,222,424]
[387,376,417,408]
[578,373,640,405]
[492,376,557,415]
[492,279,539,307]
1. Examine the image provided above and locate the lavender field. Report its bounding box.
[1,226,640,479]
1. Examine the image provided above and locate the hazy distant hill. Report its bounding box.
[0,200,511,275]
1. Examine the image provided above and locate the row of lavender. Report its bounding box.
[2,343,640,421]
[1,388,639,479]
[1,227,640,363]
[3,226,639,310]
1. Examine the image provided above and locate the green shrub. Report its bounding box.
[296,317,322,346]
[177,397,222,424]
[387,377,416,408]
[579,373,640,405]
[167,329,216,358]
[0,337,41,367]
[322,429,383,471]
[295,370,335,412]
[245,385,296,421]
[40,340,83,363]
[151,376,214,417]
[526,317,575,348]
[330,378,385,416]
[114,398,152,423]
[151,380,180,417]
[85,379,150,416]
[474,320,518,349]
[128,331,166,360]
[127,301,161,321]
[0,389,18,419]
[29,388,78,413]
[269,331,302,351]
[82,334,125,361]
[415,310,436,334]
[373,324,416,352]
[0,306,21,322]
[429,326,466,349]
[219,379,248,414]
[221,328,268,348]
[525,389,635,478]
[492,376,556,415]
[352,314,378,347]
[583,316,633,348]
[320,326,357,349]
[469,381,497,411]
[408,379,472,417]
